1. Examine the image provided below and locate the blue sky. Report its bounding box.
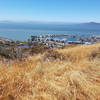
[0,0,100,22]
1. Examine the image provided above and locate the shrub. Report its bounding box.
[44,49,65,61]
[30,45,50,54]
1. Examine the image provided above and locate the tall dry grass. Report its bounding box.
[0,43,100,100]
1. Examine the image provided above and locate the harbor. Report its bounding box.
[28,34,100,48]
[0,34,100,48]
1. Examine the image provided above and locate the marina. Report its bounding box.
[0,34,100,48]
[29,34,100,47]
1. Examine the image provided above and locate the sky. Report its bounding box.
[0,0,100,23]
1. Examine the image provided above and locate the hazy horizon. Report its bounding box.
[0,20,100,24]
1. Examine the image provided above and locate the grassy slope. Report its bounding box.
[0,44,100,100]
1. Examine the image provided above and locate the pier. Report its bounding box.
[29,34,100,48]
[29,34,80,48]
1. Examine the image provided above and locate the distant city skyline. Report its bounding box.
[0,0,100,22]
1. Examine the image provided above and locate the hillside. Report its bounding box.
[0,44,100,100]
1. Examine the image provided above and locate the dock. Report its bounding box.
[28,34,100,48]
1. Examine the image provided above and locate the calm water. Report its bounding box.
[0,22,100,41]
[0,29,100,41]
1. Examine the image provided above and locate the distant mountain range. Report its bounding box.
[78,22,100,27]
[0,21,100,31]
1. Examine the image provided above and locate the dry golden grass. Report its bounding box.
[0,43,100,100]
